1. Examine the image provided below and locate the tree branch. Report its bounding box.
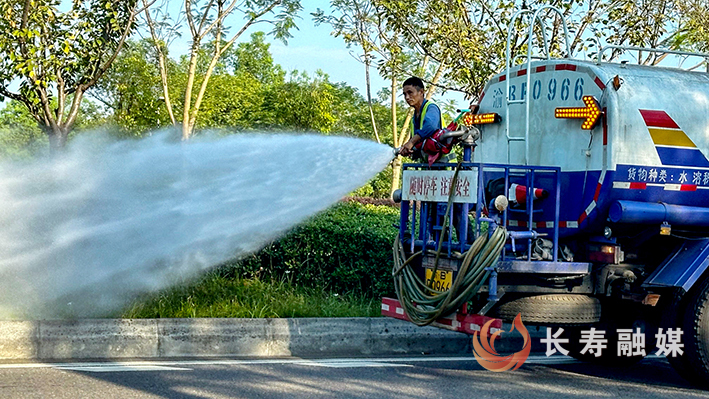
[80,1,141,91]
[196,0,243,42]
[18,0,32,57]
[197,0,216,33]
[143,0,176,125]
[0,87,35,115]
[185,0,198,38]
[64,90,84,132]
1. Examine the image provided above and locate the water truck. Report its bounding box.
[382,7,709,385]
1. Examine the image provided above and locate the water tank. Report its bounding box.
[476,59,709,234]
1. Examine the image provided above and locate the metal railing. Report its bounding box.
[597,45,709,72]
[399,162,562,262]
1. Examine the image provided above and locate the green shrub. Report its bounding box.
[123,275,380,318]
[219,201,400,299]
[349,167,393,199]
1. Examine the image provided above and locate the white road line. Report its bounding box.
[0,355,583,371]
[293,361,413,368]
[56,365,192,373]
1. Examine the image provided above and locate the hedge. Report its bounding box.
[217,200,400,299]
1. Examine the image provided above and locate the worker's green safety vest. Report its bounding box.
[411,100,457,164]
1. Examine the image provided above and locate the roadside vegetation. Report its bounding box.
[122,200,399,318]
[122,274,381,318]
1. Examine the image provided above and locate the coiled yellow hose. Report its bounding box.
[392,164,507,326]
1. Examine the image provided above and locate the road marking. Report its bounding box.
[0,355,591,371]
[294,361,413,368]
[56,365,192,373]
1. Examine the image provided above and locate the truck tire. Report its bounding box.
[494,294,601,325]
[668,277,709,388]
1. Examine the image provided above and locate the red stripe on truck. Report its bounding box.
[578,212,587,224]
[594,77,606,90]
[639,109,680,129]
[555,64,577,71]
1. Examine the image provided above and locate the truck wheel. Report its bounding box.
[494,294,601,325]
[668,278,709,388]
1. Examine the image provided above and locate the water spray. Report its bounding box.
[0,131,393,318]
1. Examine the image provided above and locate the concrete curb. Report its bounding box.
[0,318,547,361]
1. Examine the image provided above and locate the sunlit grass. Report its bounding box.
[122,272,380,319]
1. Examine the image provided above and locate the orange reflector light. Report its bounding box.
[555,96,602,130]
[461,112,500,126]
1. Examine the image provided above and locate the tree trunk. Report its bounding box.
[142,0,176,126]
[390,74,400,196]
[390,155,403,198]
[182,45,200,140]
[364,54,380,144]
[396,109,414,148]
[427,62,445,100]
[188,40,223,137]
[46,125,68,155]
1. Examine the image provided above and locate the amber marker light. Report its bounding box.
[555,95,602,130]
[462,112,501,126]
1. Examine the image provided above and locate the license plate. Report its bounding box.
[425,268,452,292]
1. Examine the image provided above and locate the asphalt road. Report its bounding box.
[0,355,707,399]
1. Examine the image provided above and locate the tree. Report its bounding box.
[0,0,142,153]
[89,39,168,136]
[0,99,44,158]
[313,0,382,144]
[142,0,301,140]
[680,0,709,53]
[191,69,265,131]
[262,70,337,133]
[226,32,285,85]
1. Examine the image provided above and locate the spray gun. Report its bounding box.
[391,106,489,163]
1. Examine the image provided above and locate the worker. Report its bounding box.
[398,77,456,164]
[398,77,469,242]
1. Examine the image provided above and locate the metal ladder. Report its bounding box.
[503,6,573,165]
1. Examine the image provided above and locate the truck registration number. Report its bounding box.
[425,268,452,292]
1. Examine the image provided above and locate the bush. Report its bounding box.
[123,275,380,318]
[218,201,400,299]
[349,167,393,199]
[342,196,398,207]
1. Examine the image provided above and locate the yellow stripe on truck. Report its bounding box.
[648,128,697,148]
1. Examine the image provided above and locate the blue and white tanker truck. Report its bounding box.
[383,8,709,386]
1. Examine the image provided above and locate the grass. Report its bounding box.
[121,272,381,319]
